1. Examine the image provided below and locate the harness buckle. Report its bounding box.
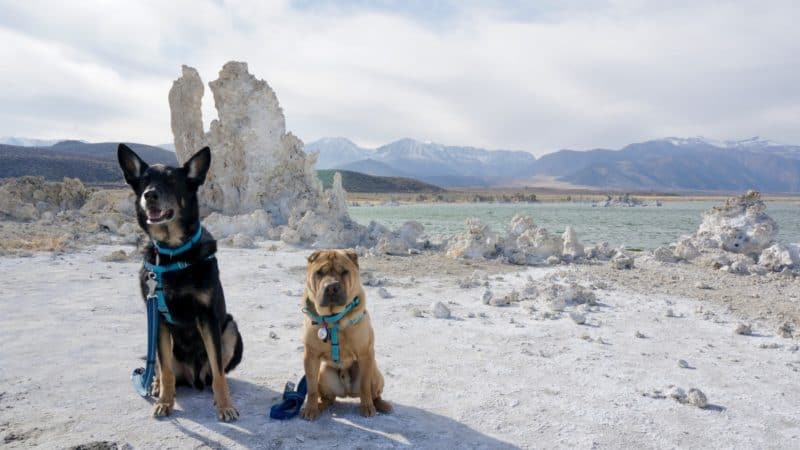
[145,272,158,297]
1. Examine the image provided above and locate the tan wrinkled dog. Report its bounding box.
[300,249,392,420]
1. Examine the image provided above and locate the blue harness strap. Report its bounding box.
[131,224,211,397]
[143,260,190,324]
[303,297,364,364]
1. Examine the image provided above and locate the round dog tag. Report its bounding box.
[317,327,328,340]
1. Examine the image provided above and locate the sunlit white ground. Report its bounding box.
[1,244,799,449]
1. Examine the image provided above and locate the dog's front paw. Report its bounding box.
[152,401,173,418]
[301,405,321,421]
[359,401,377,417]
[217,405,239,422]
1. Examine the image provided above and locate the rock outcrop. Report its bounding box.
[446,218,499,259]
[561,226,585,260]
[611,251,635,269]
[504,222,563,265]
[662,191,796,274]
[447,215,592,266]
[0,176,90,221]
[691,191,777,257]
[170,63,327,221]
[169,62,372,247]
[758,244,800,272]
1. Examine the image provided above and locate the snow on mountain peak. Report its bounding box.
[663,136,779,149]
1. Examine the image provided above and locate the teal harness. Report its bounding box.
[142,225,207,325]
[303,297,365,364]
[131,225,211,397]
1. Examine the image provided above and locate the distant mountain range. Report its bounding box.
[536,137,800,192]
[4,135,800,192]
[307,136,800,192]
[0,140,177,183]
[307,137,536,187]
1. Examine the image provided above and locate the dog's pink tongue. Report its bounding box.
[147,209,163,220]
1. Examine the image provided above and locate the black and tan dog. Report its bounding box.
[118,143,243,421]
[300,249,392,420]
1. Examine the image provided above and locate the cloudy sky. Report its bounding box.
[1,0,798,155]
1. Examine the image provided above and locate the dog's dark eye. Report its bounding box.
[316,269,324,277]
[341,270,349,277]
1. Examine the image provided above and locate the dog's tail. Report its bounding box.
[223,314,244,373]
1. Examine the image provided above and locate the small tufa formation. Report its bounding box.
[446,218,499,259]
[585,241,615,260]
[692,191,777,257]
[758,243,800,272]
[503,215,564,265]
[446,214,594,266]
[610,251,635,270]
[376,220,427,255]
[666,386,708,408]
[735,323,752,335]
[778,322,795,339]
[667,191,800,274]
[653,246,677,263]
[561,226,585,260]
[686,389,708,408]
[431,301,451,319]
[533,280,597,311]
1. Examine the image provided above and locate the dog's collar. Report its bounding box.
[303,297,365,364]
[152,224,203,257]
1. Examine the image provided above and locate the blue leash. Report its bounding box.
[131,295,159,396]
[131,225,207,397]
[269,376,308,420]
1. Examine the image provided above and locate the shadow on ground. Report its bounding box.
[168,378,517,448]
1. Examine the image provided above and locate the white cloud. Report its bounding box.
[0,0,798,154]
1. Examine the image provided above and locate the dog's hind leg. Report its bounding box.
[371,367,392,414]
[221,314,243,373]
[356,348,378,417]
[197,317,239,422]
[153,321,176,418]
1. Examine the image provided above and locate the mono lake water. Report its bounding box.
[350,201,800,249]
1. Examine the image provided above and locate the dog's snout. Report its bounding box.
[144,189,158,202]
[325,282,341,297]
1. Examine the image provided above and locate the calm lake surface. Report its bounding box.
[349,201,800,249]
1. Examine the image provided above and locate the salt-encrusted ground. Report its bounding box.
[1,244,799,449]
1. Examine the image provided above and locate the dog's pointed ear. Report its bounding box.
[344,249,359,268]
[117,143,148,185]
[183,146,211,186]
[307,250,323,263]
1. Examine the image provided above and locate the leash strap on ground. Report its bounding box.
[131,295,159,397]
[269,376,308,420]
